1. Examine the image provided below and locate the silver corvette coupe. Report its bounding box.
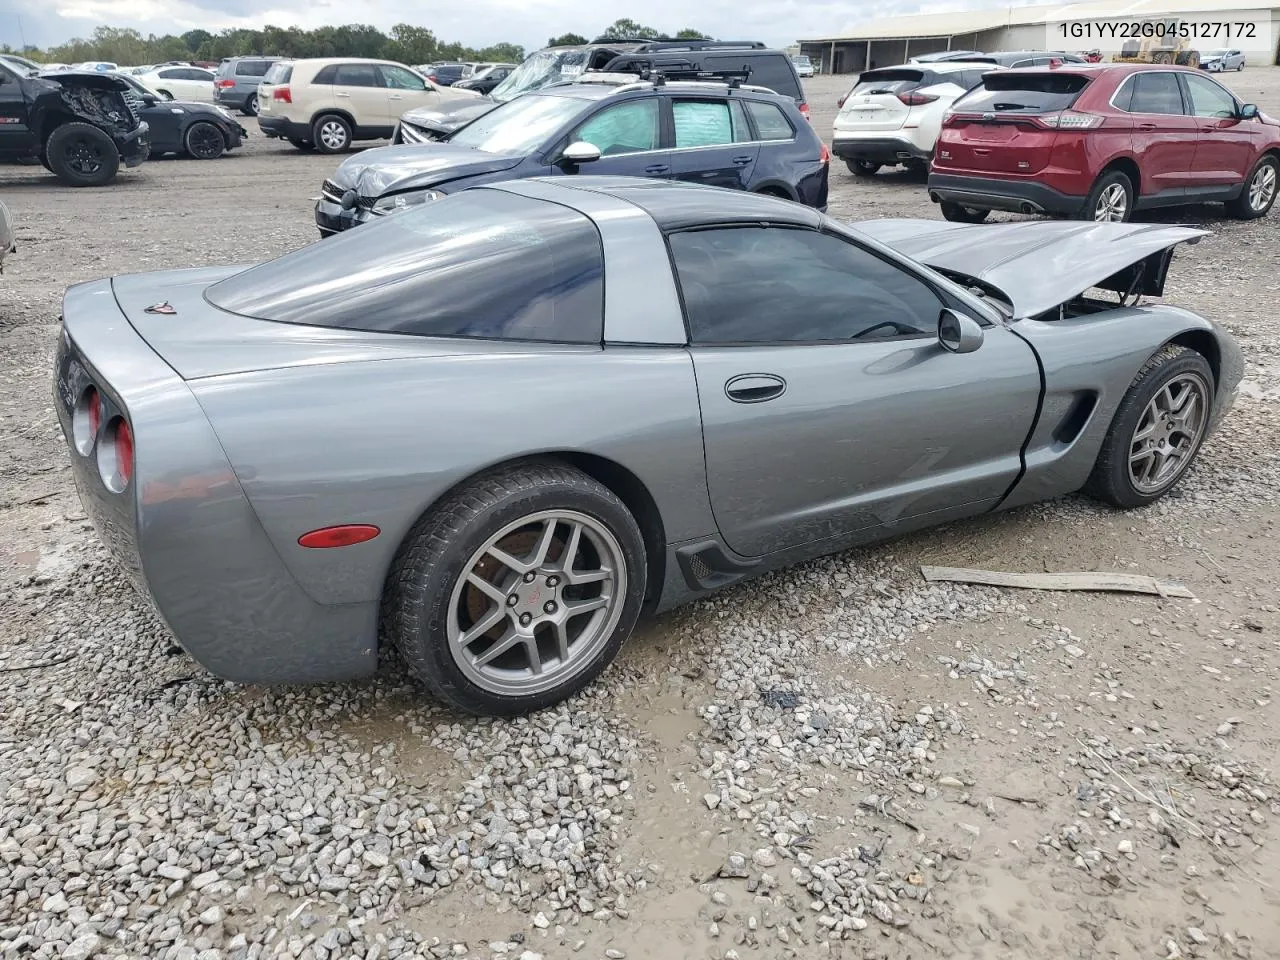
[54,177,1241,715]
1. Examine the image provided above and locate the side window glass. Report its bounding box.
[744,100,794,140]
[1128,72,1185,114]
[380,65,427,90]
[1184,74,1237,118]
[312,65,337,84]
[672,100,739,148]
[573,99,660,155]
[669,227,942,344]
[334,64,379,88]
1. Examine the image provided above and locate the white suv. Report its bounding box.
[832,62,1000,176]
[257,58,478,153]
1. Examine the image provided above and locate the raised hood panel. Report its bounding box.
[331,143,524,197]
[110,267,492,380]
[856,219,1208,318]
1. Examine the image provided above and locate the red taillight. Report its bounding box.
[215,78,236,88]
[298,525,381,548]
[1033,110,1104,130]
[272,86,291,103]
[837,95,847,108]
[819,142,830,165]
[114,419,133,486]
[427,74,438,82]
[87,387,102,437]
[799,101,811,121]
[898,92,939,106]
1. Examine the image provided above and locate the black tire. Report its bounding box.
[939,201,989,223]
[184,121,226,160]
[312,114,352,154]
[1225,154,1278,220]
[243,93,259,116]
[1084,345,1215,509]
[847,159,881,177]
[904,159,929,180]
[44,123,120,187]
[385,460,647,716]
[1080,169,1133,222]
[289,139,315,151]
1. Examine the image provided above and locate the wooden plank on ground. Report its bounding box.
[919,566,1196,599]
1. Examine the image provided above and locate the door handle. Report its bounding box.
[389,94,404,100]
[732,155,753,165]
[335,92,350,98]
[725,373,786,404]
[1139,122,1157,129]
[644,164,670,174]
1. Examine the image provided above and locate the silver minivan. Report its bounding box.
[213,56,281,116]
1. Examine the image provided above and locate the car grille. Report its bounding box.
[121,92,143,125]
[398,121,433,144]
[320,179,346,204]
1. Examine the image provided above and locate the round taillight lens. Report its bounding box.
[73,386,103,455]
[115,420,134,485]
[98,416,135,493]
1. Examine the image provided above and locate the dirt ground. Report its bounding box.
[1,70,1279,960]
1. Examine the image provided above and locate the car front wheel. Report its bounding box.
[939,201,989,223]
[45,123,121,187]
[386,461,647,716]
[184,121,226,160]
[1226,155,1278,220]
[313,114,352,154]
[1084,345,1214,508]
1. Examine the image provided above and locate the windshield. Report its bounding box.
[449,93,586,153]
[1203,49,1231,56]
[489,48,588,103]
[2,54,40,74]
[793,56,811,65]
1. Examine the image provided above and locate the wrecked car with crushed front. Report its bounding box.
[0,61,149,186]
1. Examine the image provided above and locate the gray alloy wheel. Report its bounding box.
[184,121,225,160]
[386,460,646,715]
[1227,156,1278,219]
[1093,182,1128,221]
[1085,345,1214,508]
[1127,372,1210,494]
[243,93,259,116]
[446,510,626,697]
[313,114,351,154]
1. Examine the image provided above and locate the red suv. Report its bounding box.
[928,64,1279,223]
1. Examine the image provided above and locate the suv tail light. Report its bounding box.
[272,86,291,103]
[799,102,811,121]
[898,92,939,106]
[1034,110,1104,129]
[820,143,830,165]
[837,94,847,108]
[215,78,236,89]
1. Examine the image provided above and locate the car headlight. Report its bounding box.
[371,190,444,215]
[213,106,237,122]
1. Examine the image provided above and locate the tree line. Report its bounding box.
[3,19,709,68]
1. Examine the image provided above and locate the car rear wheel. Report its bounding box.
[157,89,174,101]
[313,114,352,154]
[1084,345,1213,508]
[45,123,121,187]
[939,202,989,223]
[1225,155,1278,220]
[385,460,647,716]
[243,94,259,116]
[847,159,881,177]
[289,139,315,151]
[1082,170,1133,222]
[184,121,226,160]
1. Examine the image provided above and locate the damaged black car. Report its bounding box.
[0,61,149,186]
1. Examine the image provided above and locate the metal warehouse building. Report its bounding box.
[800,0,1280,72]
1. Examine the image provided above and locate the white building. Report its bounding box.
[799,0,1280,72]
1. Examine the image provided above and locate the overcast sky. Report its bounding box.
[0,0,995,52]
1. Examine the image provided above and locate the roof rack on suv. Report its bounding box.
[589,38,768,51]
[648,67,754,87]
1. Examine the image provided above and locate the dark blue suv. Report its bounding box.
[314,75,828,235]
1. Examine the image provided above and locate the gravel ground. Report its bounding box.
[2,70,1279,960]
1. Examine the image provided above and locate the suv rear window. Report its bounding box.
[951,73,1091,114]
[205,191,605,344]
[703,53,801,100]
[235,59,273,77]
[263,62,292,85]
[852,69,925,94]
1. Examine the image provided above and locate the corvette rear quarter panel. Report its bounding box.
[188,347,712,607]
[1003,305,1239,510]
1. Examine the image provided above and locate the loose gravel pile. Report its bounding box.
[2,71,1279,959]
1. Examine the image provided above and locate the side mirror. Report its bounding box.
[1240,103,1260,120]
[938,308,984,354]
[141,93,158,106]
[559,141,601,168]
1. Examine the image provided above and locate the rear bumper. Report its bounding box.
[831,135,931,164]
[53,281,378,683]
[258,115,309,140]
[927,172,1086,215]
[226,124,245,149]
[214,88,250,109]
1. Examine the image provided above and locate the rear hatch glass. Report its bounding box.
[262,62,293,85]
[235,59,272,77]
[944,74,1091,174]
[703,54,801,101]
[951,72,1090,115]
[851,68,926,95]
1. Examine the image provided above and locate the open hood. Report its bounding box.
[855,219,1209,318]
[330,143,525,198]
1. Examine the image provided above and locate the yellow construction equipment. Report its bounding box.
[1112,20,1201,67]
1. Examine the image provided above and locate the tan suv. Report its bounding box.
[257,58,477,153]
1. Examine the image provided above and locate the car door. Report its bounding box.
[0,63,35,156]
[671,224,1041,558]
[1180,72,1258,189]
[551,98,670,179]
[666,96,758,190]
[1118,71,1198,198]
[332,62,391,132]
[378,64,442,118]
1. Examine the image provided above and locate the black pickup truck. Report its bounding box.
[0,61,149,186]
